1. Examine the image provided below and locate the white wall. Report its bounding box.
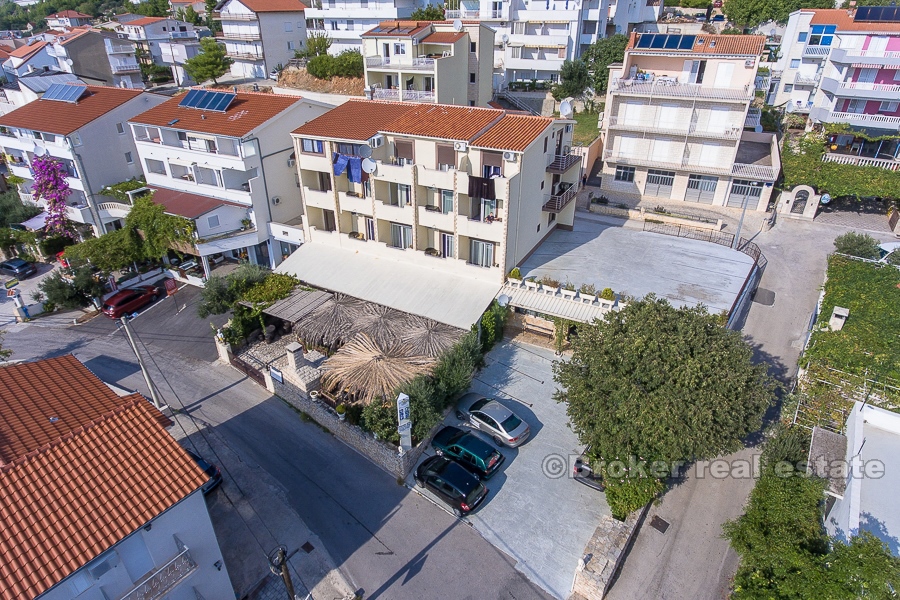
[259,11,307,72]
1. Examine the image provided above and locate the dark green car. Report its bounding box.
[431,426,505,479]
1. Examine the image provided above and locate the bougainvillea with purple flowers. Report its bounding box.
[31,155,73,238]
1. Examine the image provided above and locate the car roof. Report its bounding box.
[439,459,480,493]
[456,431,496,460]
[4,258,26,265]
[477,400,514,422]
[433,425,465,446]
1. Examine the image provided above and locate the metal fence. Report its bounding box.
[642,221,735,247]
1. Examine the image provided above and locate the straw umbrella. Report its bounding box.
[321,334,435,404]
[357,302,406,348]
[295,293,368,348]
[398,315,463,358]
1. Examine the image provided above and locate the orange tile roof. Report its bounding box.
[362,21,433,38]
[238,0,308,12]
[472,114,554,152]
[0,396,207,599]
[151,186,246,218]
[47,9,92,18]
[809,8,900,32]
[421,31,466,44]
[0,85,143,136]
[131,90,304,137]
[127,16,168,26]
[57,28,93,45]
[627,31,765,56]
[292,99,418,141]
[382,103,503,141]
[8,40,47,59]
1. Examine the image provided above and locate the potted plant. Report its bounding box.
[309,390,319,402]
[241,218,252,230]
[424,247,441,256]
[336,404,346,421]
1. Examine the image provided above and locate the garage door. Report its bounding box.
[727,179,762,208]
[645,169,675,198]
[685,174,717,204]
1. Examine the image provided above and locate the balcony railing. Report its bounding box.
[546,153,581,172]
[226,50,264,60]
[111,63,141,74]
[213,11,257,20]
[822,110,900,127]
[823,153,900,171]
[745,107,761,129]
[120,545,197,600]
[372,88,436,102]
[542,184,577,212]
[793,72,821,86]
[216,31,261,41]
[609,78,753,101]
[802,46,830,57]
[365,56,436,70]
[830,47,900,62]
[604,150,778,180]
[838,81,900,93]
[445,8,505,18]
[607,116,743,139]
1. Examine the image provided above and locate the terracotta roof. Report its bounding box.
[150,186,246,219]
[0,85,143,136]
[627,31,765,56]
[0,396,206,599]
[472,114,554,152]
[421,31,466,44]
[362,21,433,38]
[236,0,308,12]
[130,90,303,138]
[57,28,92,45]
[126,16,168,26]
[381,103,503,141]
[47,10,92,18]
[0,48,10,60]
[7,40,47,59]
[809,8,900,32]
[292,99,418,141]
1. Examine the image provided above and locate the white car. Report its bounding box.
[269,69,279,81]
[878,242,900,264]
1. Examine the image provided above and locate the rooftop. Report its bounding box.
[627,31,766,56]
[230,0,308,12]
[16,70,82,92]
[735,140,772,166]
[382,103,503,141]
[126,16,169,27]
[420,31,466,44]
[808,8,900,32]
[7,40,47,59]
[292,99,417,141]
[472,113,554,152]
[47,9,92,18]
[131,89,303,138]
[150,186,246,219]
[0,84,144,135]
[361,20,433,38]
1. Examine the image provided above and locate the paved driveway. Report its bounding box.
[412,340,610,600]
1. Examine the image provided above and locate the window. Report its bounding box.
[880,101,899,113]
[288,41,295,50]
[469,239,494,267]
[469,72,476,84]
[124,151,133,164]
[440,232,454,258]
[441,189,453,214]
[784,84,793,93]
[436,144,455,170]
[301,138,324,154]
[145,158,166,174]
[790,59,800,69]
[337,142,357,155]
[116,122,125,134]
[894,69,900,82]
[323,209,336,231]
[360,0,368,6]
[482,151,502,178]
[390,222,412,248]
[510,46,521,59]
[365,216,375,240]
[614,166,635,182]
[330,20,338,30]
[582,21,597,34]
[284,21,293,32]
[798,32,808,42]
[393,139,414,165]
[469,100,475,106]
[394,43,406,55]
[558,47,566,59]
[470,41,477,53]
[809,24,835,46]
[388,182,411,206]
[208,214,220,228]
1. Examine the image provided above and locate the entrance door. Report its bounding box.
[645,169,675,198]
[440,232,454,258]
[791,190,809,214]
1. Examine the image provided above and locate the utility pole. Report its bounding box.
[268,546,296,600]
[120,317,164,410]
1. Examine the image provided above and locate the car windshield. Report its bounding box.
[500,414,522,431]
[466,481,486,505]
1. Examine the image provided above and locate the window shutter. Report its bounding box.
[394,139,414,160]
[482,151,502,167]
[437,144,455,167]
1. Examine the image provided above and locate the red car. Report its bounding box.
[101,285,161,318]
[713,0,722,7]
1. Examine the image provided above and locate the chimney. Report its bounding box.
[285,341,307,370]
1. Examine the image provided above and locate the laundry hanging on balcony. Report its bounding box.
[333,152,350,177]
[468,175,495,200]
[347,156,363,184]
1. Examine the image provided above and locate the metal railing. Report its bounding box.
[225,50,264,60]
[838,81,900,93]
[802,46,830,57]
[610,78,753,101]
[120,545,197,600]
[826,111,900,126]
[216,31,261,41]
[372,88,435,102]
[542,185,577,212]
[546,153,581,172]
[445,8,505,18]
[607,116,743,139]
[213,11,257,20]
[111,63,141,74]
[603,150,778,180]
[793,72,821,86]
[365,56,436,70]
[822,153,900,171]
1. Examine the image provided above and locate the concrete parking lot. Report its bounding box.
[411,340,610,600]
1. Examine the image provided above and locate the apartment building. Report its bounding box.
[599,32,780,212]
[304,0,419,54]
[0,355,234,600]
[213,0,309,79]
[0,84,168,235]
[2,40,56,81]
[361,20,494,106]
[123,16,200,67]
[0,70,82,114]
[45,9,93,29]
[50,29,144,89]
[289,100,579,291]
[128,89,332,276]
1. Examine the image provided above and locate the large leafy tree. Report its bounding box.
[724,0,833,27]
[183,38,234,85]
[580,34,628,93]
[410,4,445,20]
[551,59,591,102]
[126,196,194,261]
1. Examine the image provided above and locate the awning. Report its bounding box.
[497,282,621,324]
[276,243,500,330]
[195,230,261,255]
[20,211,47,231]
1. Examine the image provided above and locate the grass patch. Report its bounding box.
[572,111,601,146]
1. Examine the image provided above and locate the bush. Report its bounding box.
[306,54,333,79]
[39,266,104,309]
[600,287,616,301]
[197,262,268,318]
[507,267,521,280]
[333,49,363,78]
[361,399,399,443]
[603,470,665,520]
[833,231,881,260]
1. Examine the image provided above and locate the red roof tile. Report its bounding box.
[237,0,308,12]
[130,90,303,138]
[421,31,465,44]
[381,103,503,141]
[8,41,47,59]
[47,10,92,18]
[627,31,765,56]
[150,186,246,219]
[126,16,168,26]
[809,8,900,32]
[0,85,143,136]
[472,114,554,152]
[292,99,418,141]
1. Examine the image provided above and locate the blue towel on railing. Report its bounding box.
[347,156,362,183]
[333,152,349,177]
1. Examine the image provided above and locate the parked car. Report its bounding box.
[185,449,223,495]
[713,0,722,7]
[431,425,505,479]
[456,392,531,447]
[695,14,707,21]
[0,258,36,279]
[573,448,604,491]
[415,455,489,517]
[101,285,161,318]
[712,14,725,21]
[878,242,900,264]
[269,69,279,81]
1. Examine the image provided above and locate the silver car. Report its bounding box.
[456,392,531,448]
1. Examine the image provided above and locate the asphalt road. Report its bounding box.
[2,299,553,600]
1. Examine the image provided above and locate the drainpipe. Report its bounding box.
[68,141,103,236]
[240,135,293,267]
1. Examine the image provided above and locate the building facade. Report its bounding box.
[303,0,419,54]
[599,32,780,212]
[123,17,200,67]
[291,100,580,284]
[51,29,144,89]
[214,0,309,79]
[361,20,494,106]
[45,10,93,29]
[128,89,333,276]
[2,41,57,81]
[0,85,168,235]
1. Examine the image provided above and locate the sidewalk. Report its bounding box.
[170,414,356,600]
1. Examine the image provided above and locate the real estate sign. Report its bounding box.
[397,393,412,454]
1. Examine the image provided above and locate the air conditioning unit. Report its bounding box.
[412,38,418,45]
[287,158,296,167]
[744,59,754,68]
[503,151,517,162]
[271,196,281,205]
[564,124,572,133]
[454,141,468,152]
[369,134,385,148]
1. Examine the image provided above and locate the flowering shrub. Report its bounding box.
[31,156,72,238]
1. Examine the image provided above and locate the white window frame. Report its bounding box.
[879,101,899,113]
[284,21,293,32]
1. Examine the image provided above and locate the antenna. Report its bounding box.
[453,19,463,31]
[559,99,573,118]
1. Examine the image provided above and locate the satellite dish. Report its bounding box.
[65,58,73,66]
[497,294,511,307]
[821,193,831,205]
[357,144,372,158]
[361,158,376,174]
[559,100,573,118]
[500,33,509,43]
[754,124,762,133]
[453,19,463,32]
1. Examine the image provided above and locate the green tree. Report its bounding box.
[0,188,40,228]
[196,262,268,317]
[63,228,141,273]
[551,59,591,102]
[183,37,234,85]
[0,329,11,361]
[410,4,445,19]
[182,5,202,25]
[125,196,194,261]
[303,31,332,58]
[205,0,221,31]
[39,265,105,309]
[724,0,833,27]
[581,34,628,93]
[135,0,169,17]
[833,231,881,260]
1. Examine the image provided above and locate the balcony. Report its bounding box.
[372,88,436,102]
[97,201,132,219]
[418,204,454,230]
[120,545,197,600]
[810,107,900,128]
[216,31,261,41]
[820,77,900,101]
[603,150,778,180]
[338,190,372,215]
[65,203,93,224]
[416,165,455,190]
[546,153,581,173]
[457,215,504,242]
[375,200,414,225]
[445,8,508,19]
[303,187,334,210]
[509,33,570,48]
[802,46,830,58]
[374,160,413,184]
[105,41,135,54]
[829,47,900,67]
[793,72,821,86]
[365,56,436,71]
[822,153,900,171]
[608,116,743,139]
[213,11,257,20]
[609,78,753,102]
[111,63,141,74]
[542,184,577,213]
[225,50,264,61]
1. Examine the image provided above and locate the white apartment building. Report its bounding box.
[50,29,144,89]
[304,0,419,54]
[289,100,579,295]
[128,89,333,277]
[214,0,309,78]
[0,70,82,115]
[599,32,780,212]
[0,84,168,235]
[2,41,57,81]
[45,9,93,29]
[123,17,200,67]
[361,20,494,106]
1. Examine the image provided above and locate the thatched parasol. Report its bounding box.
[321,333,435,404]
[398,315,463,357]
[356,302,405,348]
[294,293,368,349]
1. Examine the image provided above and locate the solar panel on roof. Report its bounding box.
[636,34,654,48]
[41,82,87,103]
[854,5,900,21]
[679,35,696,49]
[664,35,680,49]
[650,35,666,48]
[178,89,236,113]
[178,89,203,108]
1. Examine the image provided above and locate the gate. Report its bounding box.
[791,190,809,214]
[230,354,266,387]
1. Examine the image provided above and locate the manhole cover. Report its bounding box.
[649,516,670,534]
[753,288,776,306]
[301,542,315,554]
